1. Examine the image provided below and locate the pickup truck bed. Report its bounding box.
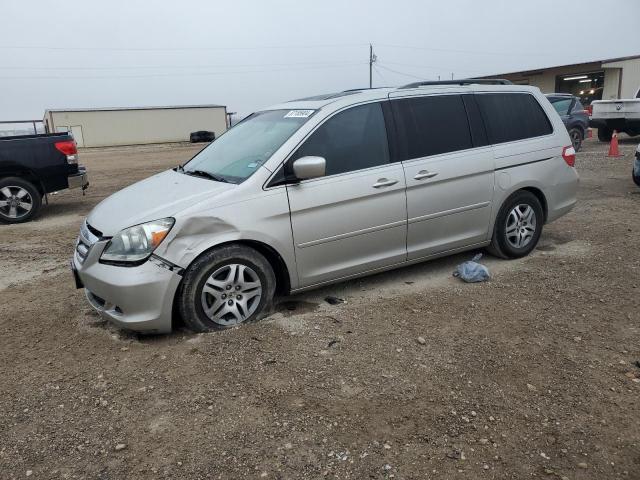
[0,132,88,223]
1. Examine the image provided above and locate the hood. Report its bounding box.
[87,169,234,236]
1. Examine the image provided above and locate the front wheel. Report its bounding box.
[0,177,42,224]
[487,191,544,259]
[178,245,276,332]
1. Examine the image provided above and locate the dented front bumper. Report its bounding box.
[72,238,182,333]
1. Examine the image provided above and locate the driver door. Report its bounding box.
[285,102,408,288]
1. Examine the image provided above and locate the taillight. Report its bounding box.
[562,146,576,167]
[55,140,78,164]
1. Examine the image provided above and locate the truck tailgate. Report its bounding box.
[592,99,640,119]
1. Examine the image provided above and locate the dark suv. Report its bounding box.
[545,94,589,151]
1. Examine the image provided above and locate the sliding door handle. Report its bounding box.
[414,170,438,180]
[372,178,398,188]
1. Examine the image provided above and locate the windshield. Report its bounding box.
[183,109,314,184]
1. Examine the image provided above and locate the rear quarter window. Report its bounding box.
[476,93,553,144]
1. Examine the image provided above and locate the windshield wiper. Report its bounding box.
[183,169,230,183]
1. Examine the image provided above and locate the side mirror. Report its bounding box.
[292,156,326,180]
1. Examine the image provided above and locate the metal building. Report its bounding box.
[43,104,228,148]
[484,54,640,105]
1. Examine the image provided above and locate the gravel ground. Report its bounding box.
[1,137,639,479]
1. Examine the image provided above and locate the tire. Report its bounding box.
[597,126,612,142]
[568,128,583,152]
[633,168,640,187]
[487,190,544,259]
[178,245,276,332]
[0,177,42,224]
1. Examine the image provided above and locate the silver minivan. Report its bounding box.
[72,80,579,333]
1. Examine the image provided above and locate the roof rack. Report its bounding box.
[400,78,513,89]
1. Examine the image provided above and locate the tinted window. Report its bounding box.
[549,98,573,116]
[476,93,553,144]
[293,102,390,176]
[392,95,472,160]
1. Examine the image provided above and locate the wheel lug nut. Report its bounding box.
[226,285,232,290]
[235,285,241,290]
[221,294,226,299]
[237,295,242,300]
[227,300,233,305]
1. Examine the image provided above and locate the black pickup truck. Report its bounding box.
[0,132,88,223]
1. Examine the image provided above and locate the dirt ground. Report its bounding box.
[1,136,640,480]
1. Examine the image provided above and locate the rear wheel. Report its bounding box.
[569,128,583,151]
[0,177,42,224]
[597,126,612,142]
[178,245,276,332]
[487,190,544,259]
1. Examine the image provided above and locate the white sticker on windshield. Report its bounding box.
[284,109,315,118]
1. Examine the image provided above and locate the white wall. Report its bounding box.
[602,58,640,99]
[499,62,604,94]
[48,107,227,148]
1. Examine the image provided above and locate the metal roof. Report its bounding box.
[483,54,640,78]
[45,104,226,114]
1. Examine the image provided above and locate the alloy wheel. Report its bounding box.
[0,186,33,219]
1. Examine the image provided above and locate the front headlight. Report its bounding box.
[100,218,174,264]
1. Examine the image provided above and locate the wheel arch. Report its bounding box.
[0,167,45,195]
[170,238,292,331]
[520,186,548,223]
[178,239,292,295]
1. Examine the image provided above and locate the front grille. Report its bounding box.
[75,220,101,265]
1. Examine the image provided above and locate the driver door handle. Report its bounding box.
[372,178,398,188]
[414,170,438,180]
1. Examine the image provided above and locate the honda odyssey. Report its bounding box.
[72,80,579,333]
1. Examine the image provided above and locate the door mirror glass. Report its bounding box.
[292,156,326,180]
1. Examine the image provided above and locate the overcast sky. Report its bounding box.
[1,0,639,122]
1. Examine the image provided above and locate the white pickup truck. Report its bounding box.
[590,88,640,141]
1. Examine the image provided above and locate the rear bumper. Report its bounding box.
[68,166,89,190]
[546,166,579,224]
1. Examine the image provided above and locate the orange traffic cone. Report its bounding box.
[607,130,622,157]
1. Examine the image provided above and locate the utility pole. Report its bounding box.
[369,44,377,88]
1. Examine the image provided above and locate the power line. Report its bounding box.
[382,60,485,75]
[0,62,367,80]
[372,65,388,85]
[376,64,428,81]
[376,43,550,57]
[0,60,361,71]
[0,43,368,52]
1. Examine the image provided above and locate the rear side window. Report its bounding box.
[571,99,585,113]
[549,98,573,116]
[476,93,553,144]
[293,102,390,176]
[391,95,472,160]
